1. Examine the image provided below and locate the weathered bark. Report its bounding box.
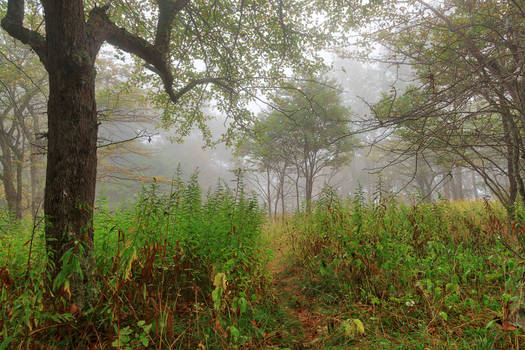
[509,117,525,206]
[41,1,99,308]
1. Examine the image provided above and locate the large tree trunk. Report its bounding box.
[43,1,99,310]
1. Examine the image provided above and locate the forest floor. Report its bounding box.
[267,231,328,349]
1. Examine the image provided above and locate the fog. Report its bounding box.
[92,54,485,213]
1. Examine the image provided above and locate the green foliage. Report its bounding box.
[281,190,524,348]
[3,178,525,348]
[0,173,279,348]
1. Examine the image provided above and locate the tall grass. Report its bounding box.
[280,187,525,349]
[0,173,281,349]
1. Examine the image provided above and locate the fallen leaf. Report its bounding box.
[501,321,518,331]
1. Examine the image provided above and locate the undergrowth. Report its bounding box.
[279,187,525,349]
[2,178,525,349]
[0,172,288,349]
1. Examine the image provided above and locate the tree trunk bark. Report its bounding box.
[281,178,285,219]
[305,172,313,213]
[443,174,452,200]
[42,1,100,310]
[502,113,518,219]
[471,171,479,199]
[273,179,280,218]
[266,168,272,220]
[295,170,300,210]
[0,137,18,217]
[454,167,464,200]
[30,112,43,217]
[15,139,23,220]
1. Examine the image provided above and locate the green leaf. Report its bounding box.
[354,319,365,334]
[438,311,448,321]
[229,325,240,342]
[238,296,248,314]
[0,336,13,350]
[212,287,223,311]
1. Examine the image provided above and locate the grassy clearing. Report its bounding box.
[1,182,525,349]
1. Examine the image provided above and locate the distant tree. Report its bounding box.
[238,79,356,212]
[0,30,46,219]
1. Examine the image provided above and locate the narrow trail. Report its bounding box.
[268,237,325,349]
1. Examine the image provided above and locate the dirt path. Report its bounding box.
[268,242,325,349]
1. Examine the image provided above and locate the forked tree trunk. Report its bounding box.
[43,1,99,309]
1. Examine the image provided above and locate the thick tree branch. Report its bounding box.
[1,0,47,66]
[88,4,234,106]
[154,0,190,55]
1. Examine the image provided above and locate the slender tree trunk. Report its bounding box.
[471,171,479,199]
[279,164,286,220]
[451,168,459,201]
[0,138,18,216]
[502,114,518,219]
[14,139,23,220]
[509,117,525,205]
[266,168,272,219]
[273,176,281,218]
[305,171,313,213]
[443,174,452,200]
[295,169,300,210]
[30,112,43,217]
[454,167,463,200]
[43,1,100,310]
[281,180,285,219]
